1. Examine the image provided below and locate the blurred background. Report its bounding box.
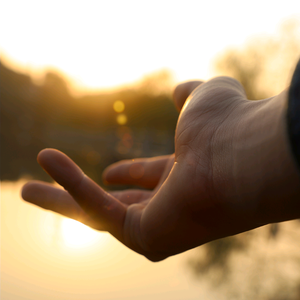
[1,1,300,299]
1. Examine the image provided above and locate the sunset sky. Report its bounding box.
[1,0,299,94]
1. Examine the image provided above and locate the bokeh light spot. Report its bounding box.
[116,114,127,125]
[113,100,125,113]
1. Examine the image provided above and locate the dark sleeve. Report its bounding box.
[287,59,300,170]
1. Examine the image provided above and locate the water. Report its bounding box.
[1,180,300,299]
[1,180,211,300]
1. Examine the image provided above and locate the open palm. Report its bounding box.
[23,77,284,261]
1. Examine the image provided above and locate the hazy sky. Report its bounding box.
[1,0,299,93]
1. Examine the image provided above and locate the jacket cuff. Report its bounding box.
[287,59,300,170]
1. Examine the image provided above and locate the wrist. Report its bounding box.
[240,91,300,224]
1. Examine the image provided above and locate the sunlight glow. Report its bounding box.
[1,1,298,94]
[61,218,100,248]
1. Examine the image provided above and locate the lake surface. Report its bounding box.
[1,180,300,299]
[1,180,213,300]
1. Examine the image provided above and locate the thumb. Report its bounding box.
[37,149,126,242]
[173,80,203,111]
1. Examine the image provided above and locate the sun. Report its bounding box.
[61,218,102,248]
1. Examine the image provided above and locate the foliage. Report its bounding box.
[213,18,300,100]
[0,62,178,184]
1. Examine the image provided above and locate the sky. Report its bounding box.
[1,0,299,94]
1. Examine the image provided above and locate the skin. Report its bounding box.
[22,77,300,262]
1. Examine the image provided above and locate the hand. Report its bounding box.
[22,77,300,261]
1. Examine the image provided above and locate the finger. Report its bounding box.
[103,155,172,189]
[173,81,203,112]
[37,149,127,241]
[22,181,100,229]
[109,189,152,205]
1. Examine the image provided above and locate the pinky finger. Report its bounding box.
[22,181,102,230]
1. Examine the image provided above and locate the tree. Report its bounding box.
[213,18,300,100]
